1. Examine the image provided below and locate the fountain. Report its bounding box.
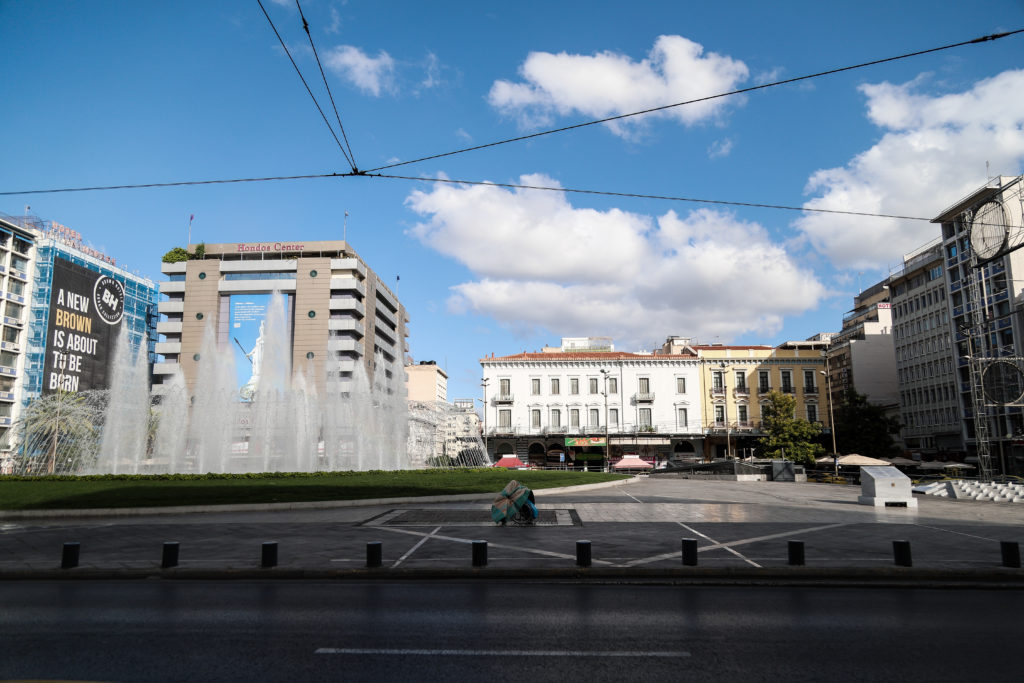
[7,291,486,475]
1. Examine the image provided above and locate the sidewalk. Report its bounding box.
[1,477,1022,583]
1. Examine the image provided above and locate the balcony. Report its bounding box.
[158,301,184,314]
[733,386,750,397]
[544,425,568,435]
[156,321,182,335]
[633,392,655,403]
[803,385,818,394]
[758,385,772,394]
[493,393,514,404]
[159,281,185,294]
[329,276,366,296]
[780,386,795,394]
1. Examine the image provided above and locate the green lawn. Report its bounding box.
[0,469,628,511]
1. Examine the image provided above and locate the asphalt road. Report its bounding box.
[1,580,1020,682]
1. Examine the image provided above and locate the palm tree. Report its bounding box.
[14,391,100,474]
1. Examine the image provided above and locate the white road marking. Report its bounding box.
[372,526,614,564]
[913,523,1000,542]
[390,526,440,568]
[678,523,761,568]
[315,648,690,658]
[621,490,643,503]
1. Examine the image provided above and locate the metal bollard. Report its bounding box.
[576,540,592,567]
[892,540,913,567]
[261,541,278,568]
[472,541,488,567]
[366,541,382,568]
[61,542,80,569]
[788,540,805,566]
[681,538,698,566]
[161,542,180,568]
[1001,541,1021,569]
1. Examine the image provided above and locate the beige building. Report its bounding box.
[406,360,448,402]
[155,240,408,397]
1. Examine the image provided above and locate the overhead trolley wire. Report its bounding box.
[257,0,355,171]
[0,173,344,196]
[295,0,358,170]
[362,29,1024,174]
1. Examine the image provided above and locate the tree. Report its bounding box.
[162,247,188,263]
[758,391,824,466]
[192,242,206,259]
[14,391,100,474]
[834,390,901,458]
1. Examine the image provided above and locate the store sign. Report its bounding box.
[565,437,606,447]
[42,258,124,393]
[236,242,305,253]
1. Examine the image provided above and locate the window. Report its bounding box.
[712,371,724,391]
[758,371,770,392]
[714,404,726,425]
[589,378,599,394]
[803,370,816,391]
[676,377,686,394]
[570,409,580,427]
[10,256,27,272]
[550,409,561,427]
[498,409,511,428]
[639,408,652,427]
[734,372,746,391]
[5,302,23,319]
[781,370,793,392]
[570,378,579,395]
[551,378,560,395]
[608,377,618,394]
[499,378,510,395]
[2,327,18,344]
[737,405,748,425]
[638,377,650,393]
[7,280,24,296]
[531,378,540,395]
[609,408,619,426]
[590,409,600,427]
[677,407,688,428]
[531,410,541,429]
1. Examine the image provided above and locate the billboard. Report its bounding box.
[42,257,125,393]
[228,293,293,400]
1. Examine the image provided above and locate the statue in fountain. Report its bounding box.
[238,321,265,401]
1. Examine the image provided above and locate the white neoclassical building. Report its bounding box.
[480,343,704,467]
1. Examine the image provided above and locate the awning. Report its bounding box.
[494,456,526,468]
[613,456,653,470]
[609,436,671,445]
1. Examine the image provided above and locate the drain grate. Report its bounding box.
[362,509,580,527]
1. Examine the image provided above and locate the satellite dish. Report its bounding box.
[969,200,1009,262]
[982,359,1024,405]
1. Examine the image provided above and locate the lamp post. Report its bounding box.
[719,362,731,459]
[480,378,490,462]
[820,361,838,476]
[601,369,610,472]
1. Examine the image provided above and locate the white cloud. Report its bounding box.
[796,69,1024,270]
[421,51,441,89]
[488,35,748,137]
[708,137,734,159]
[406,175,824,347]
[325,45,396,96]
[326,7,341,35]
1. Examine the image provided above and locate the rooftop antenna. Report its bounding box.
[987,160,990,180]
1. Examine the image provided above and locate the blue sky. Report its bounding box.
[3,0,1024,404]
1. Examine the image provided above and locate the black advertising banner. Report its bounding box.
[42,257,125,393]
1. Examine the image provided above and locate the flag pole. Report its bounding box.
[187,213,194,247]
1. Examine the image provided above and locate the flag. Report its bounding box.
[189,214,194,222]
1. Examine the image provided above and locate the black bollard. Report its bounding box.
[576,540,592,567]
[788,540,805,566]
[472,541,488,567]
[366,541,382,568]
[161,542,180,569]
[893,540,913,567]
[61,542,80,569]
[261,541,278,568]
[681,538,698,566]
[1001,541,1021,569]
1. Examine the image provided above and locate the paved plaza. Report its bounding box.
[1,476,1022,580]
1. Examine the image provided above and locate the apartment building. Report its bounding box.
[406,360,447,402]
[826,279,898,411]
[155,240,408,397]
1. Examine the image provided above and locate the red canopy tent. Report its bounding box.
[494,456,526,468]
[613,456,653,470]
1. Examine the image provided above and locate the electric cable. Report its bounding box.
[0,173,345,196]
[295,0,358,170]
[363,29,1024,174]
[257,0,355,171]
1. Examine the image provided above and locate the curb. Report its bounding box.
[0,476,638,520]
[2,565,1022,588]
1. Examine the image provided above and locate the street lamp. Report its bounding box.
[820,361,838,476]
[601,368,610,472]
[719,362,731,459]
[480,378,490,462]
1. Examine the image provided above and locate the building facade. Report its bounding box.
[0,212,158,472]
[406,360,447,402]
[888,239,962,456]
[826,279,898,412]
[154,240,408,398]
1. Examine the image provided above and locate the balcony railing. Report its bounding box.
[780,386,795,394]
[758,386,771,394]
[632,392,655,403]
[493,393,514,404]
[803,385,818,393]
[734,386,749,396]
[544,425,568,434]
